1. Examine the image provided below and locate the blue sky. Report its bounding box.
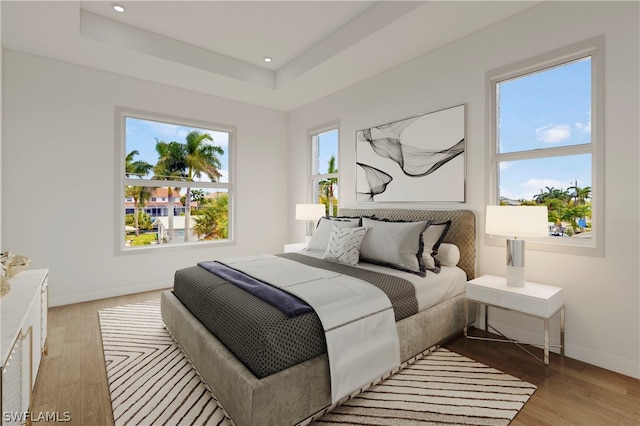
[316,129,339,174]
[497,57,592,200]
[125,117,229,183]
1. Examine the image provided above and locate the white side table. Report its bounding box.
[464,274,565,375]
[284,243,307,253]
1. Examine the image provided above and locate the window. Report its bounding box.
[117,109,233,251]
[310,125,339,216]
[488,37,603,255]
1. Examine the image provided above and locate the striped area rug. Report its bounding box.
[312,349,537,425]
[99,300,536,426]
[99,301,226,425]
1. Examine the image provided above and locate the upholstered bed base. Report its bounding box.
[161,289,474,426]
[161,208,477,426]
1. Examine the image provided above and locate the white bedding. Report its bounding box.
[298,249,467,312]
[221,254,400,404]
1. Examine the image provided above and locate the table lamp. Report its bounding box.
[295,204,326,242]
[485,205,548,287]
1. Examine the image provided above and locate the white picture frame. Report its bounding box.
[356,104,466,202]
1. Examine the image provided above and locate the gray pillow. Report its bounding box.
[360,217,430,276]
[421,221,452,273]
[307,217,359,252]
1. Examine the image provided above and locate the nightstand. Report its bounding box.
[464,274,565,375]
[284,242,307,253]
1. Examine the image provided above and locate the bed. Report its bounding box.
[161,208,477,426]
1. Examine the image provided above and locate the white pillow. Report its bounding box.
[307,217,359,252]
[421,221,451,272]
[360,217,430,276]
[323,226,368,266]
[434,243,460,267]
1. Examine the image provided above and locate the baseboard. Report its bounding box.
[49,279,173,307]
[486,318,640,379]
[564,341,640,380]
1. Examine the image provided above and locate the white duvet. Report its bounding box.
[299,249,468,312]
[221,254,400,403]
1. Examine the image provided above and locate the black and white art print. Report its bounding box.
[356,104,465,202]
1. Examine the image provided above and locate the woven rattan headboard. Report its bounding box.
[338,208,477,280]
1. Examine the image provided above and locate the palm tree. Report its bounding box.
[183,131,224,241]
[569,182,592,206]
[153,140,186,242]
[560,207,580,231]
[193,193,228,240]
[125,186,152,236]
[189,189,207,210]
[319,155,338,216]
[125,150,152,179]
[125,150,152,236]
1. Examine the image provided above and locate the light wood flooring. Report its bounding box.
[31,290,639,426]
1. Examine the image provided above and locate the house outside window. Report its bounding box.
[117,108,234,251]
[487,36,603,256]
[310,124,339,216]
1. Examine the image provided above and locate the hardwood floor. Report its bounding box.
[444,331,640,426]
[31,290,639,426]
[32,290,165,426]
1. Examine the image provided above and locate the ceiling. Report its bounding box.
[2,1,542,111]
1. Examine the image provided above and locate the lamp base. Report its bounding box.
[506,238,525,287]
[506,265,525,287]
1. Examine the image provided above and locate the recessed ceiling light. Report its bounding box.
[263,57,272,63]
[113,4,125,13]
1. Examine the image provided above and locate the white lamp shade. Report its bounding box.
[295,204,325,221]
[485,206,548,238]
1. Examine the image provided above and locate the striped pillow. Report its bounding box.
[323,225,368,266]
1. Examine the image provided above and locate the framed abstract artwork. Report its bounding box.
[356,104,466,202]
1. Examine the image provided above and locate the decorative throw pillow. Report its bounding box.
[422,221,452,273]
[434,243,460,267]
[359,217,430,276]
[323,226,368,266]
[307,217,359,253]
[326,216,362,224]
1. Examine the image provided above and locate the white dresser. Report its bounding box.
[1,269,49,424]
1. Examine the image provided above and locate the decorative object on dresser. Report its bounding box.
[0,251,14,297]
[7,255,31,278]
[102,300,536,426]
[465,274,564,375]
[356,104,466,202]
[161,208,477,426]
[485,205,548,287]
[295,203,326,242]
[0,252,32,297]
[1,269,49,420]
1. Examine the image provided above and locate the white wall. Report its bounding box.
[2,50,289,306]
[0,8,3,249]
[288,2,639,378]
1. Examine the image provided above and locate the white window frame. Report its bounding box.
[309,121,340,211]
[486,36,604,256]
[115,107,235,254]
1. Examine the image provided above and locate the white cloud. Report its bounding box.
[146,121,183,139]
[502,178,572,201]
[575,109,591,134]
[536,124,571,144]
[191,169,229,183]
